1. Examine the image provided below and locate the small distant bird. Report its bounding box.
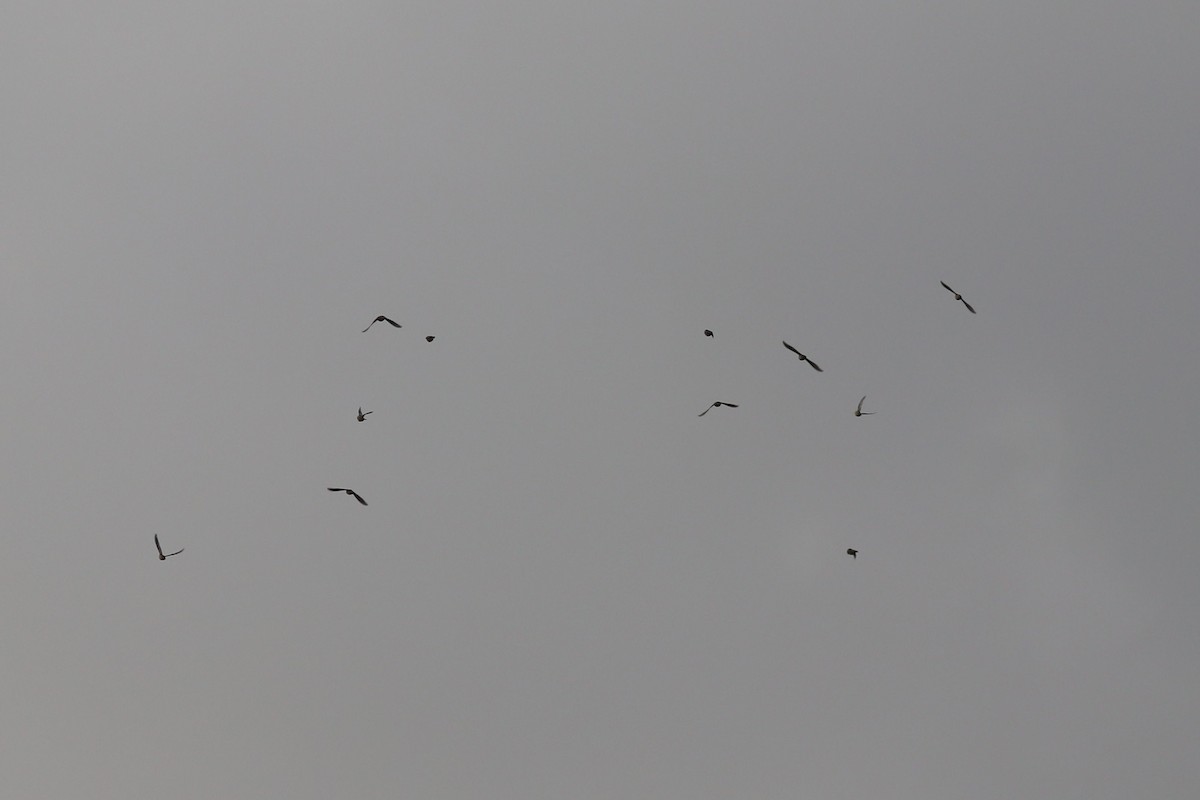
[940,281,976,314]
[328,487,368,506]
[847,548,858,559]
[155,534,184,561]
[782,341,823,372]
[854,396,875,417]
[357,407,372,422]
[698,401,739,417]
[704,329,714,337]
[362,315,402,332]
[425,335,435,342]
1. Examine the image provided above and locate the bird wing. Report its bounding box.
[328,487,345,492]
[807,358,823,372]
[719,403,739,408]
[857,396,866,413]
[383,317,401,328]
[165,548,184,558]
[782,340,802,356]
[941,281,955,293]
[154,534,164,558]
[962,299,976,314]
[350,491,368,506]
[698,403,715,417]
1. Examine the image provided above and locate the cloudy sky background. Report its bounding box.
[5,2,1199,797]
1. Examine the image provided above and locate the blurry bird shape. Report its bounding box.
[357,407,372,422]
[940,281,976,314]
[363,316,402,332]
[328,487,368,506]
[854,396,876,416]
[698,401,739,417]
[847,548,858,559]
[782,341,823,371]
[704,329,714,337]
[155,534,184,561]
[425,335,435,342]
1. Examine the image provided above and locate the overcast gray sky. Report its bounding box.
[5,2,1199,797]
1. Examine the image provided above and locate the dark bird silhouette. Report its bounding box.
[155,534,184,561]
[328,487,368,506]
[425,335,435,342]
[854,396,876,417]
[357,407,372,422]
[847,548,858,559]
[782,341,823,371]
[362,316,402,332]
[940,281,976,314]
[704,329,714,337]
[698,401,739,417]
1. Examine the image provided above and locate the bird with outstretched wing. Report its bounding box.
[782,341,823,371]
[328,487,368,506]
[698,401,739,417]
[362,316,402,332]
[155,534,184,561]
[940,281,976,314]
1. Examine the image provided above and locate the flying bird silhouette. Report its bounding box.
[425,335,435,342]
[155,534,184,561]
[854,396,876,416]
[362,316,402,332]
[698,401,739,417]
[847,548,858,559]
[328,487,368,506]
[782,341,823,371]
[940,281,976,314]
[704,329,714,337]
[357,407,372,422]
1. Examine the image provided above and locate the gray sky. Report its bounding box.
[5,2,1199,797]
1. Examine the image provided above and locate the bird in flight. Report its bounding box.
[362,315,402,332]
[704,329,714,337]
[328,487,368,506]
[847,548,858,560]
[425,335,435,342]
[854,396,876,417]
[940,281,976,314]
[782,341,823,371]
[357,407,372,422]
[698,401,739,417]
[155,534,184,561]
